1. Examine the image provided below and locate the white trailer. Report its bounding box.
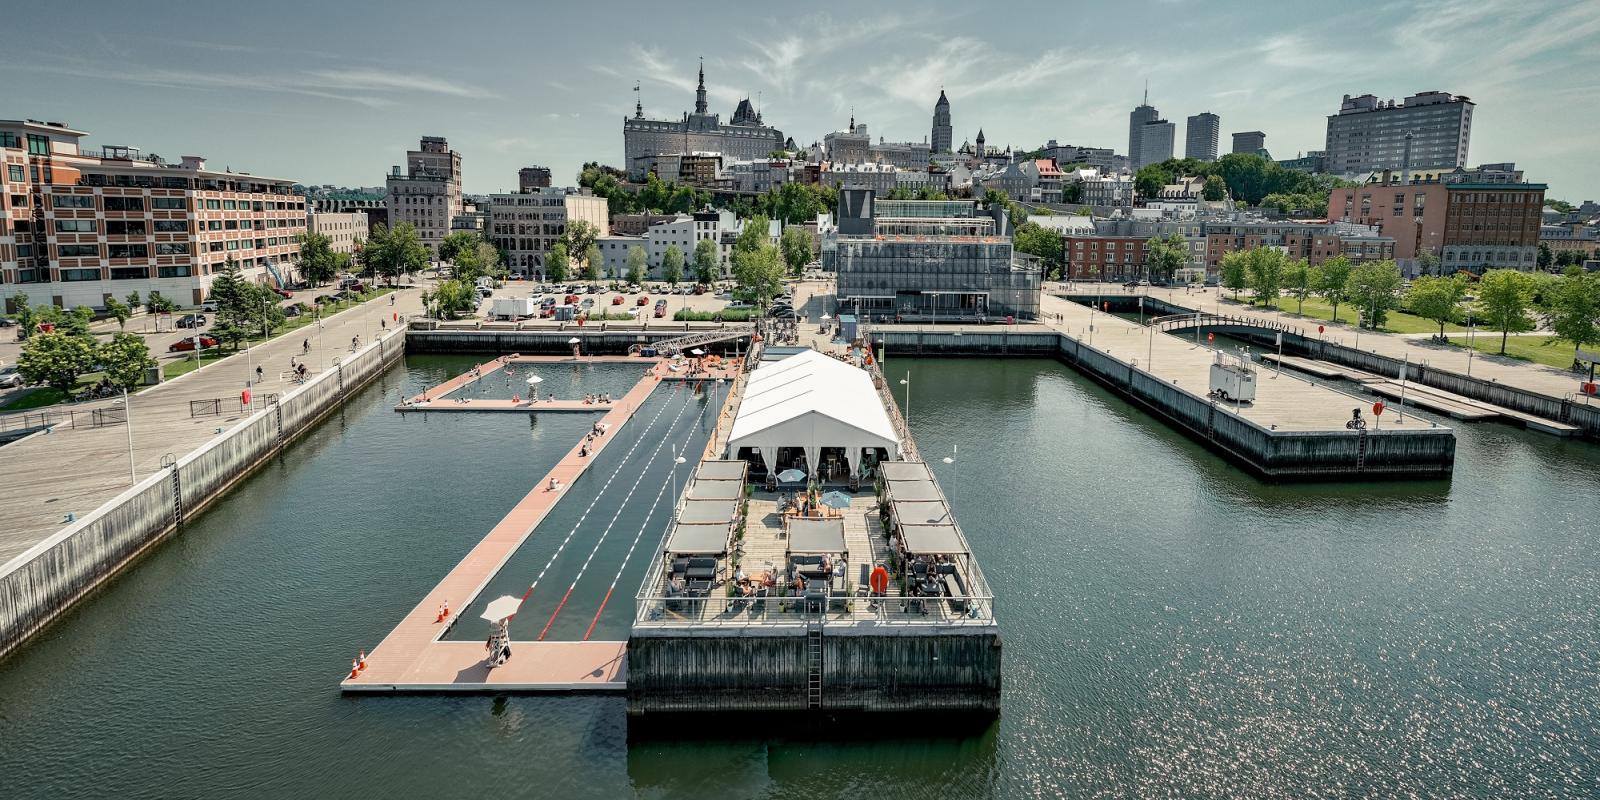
[1209,349,1257,403]
[490,297,536,320]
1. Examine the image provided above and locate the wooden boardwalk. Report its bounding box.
[398,399,614,413]
[344,368,662,692]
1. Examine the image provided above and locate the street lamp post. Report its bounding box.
[121,388,135,484]
[671,454,688,521]
[899,371,912,431]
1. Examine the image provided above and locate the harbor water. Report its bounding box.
[1,355,1596,798]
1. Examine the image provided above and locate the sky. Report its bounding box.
[5,0,1598,199]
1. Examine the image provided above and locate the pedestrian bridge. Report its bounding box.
[1148,312,1309,343]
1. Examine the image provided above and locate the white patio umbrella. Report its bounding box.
[567,337,581,345]
[690,348,705,356]
[525,374,544,385]
[479,595,522,622]
[776,468,808,483]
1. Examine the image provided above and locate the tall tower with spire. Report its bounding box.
[694,58,708,115]
[1128,82,1159,171]
[931,89,952,154]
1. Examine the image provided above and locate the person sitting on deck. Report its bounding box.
[548,477,561,491]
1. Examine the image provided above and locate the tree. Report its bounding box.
[430,279,477,319]
[1537,243,1554,270]
[365,223,428,286]
[1405,274,1467,339]
[583,245,603,282]
[1202,175,1227,202]
[1244,248,1288,307]
[297,232,339,286]
[1540,271,1600,367]
[97,333,157,390]
[104,297,131,330]
[731,243,786,309]
[1013,222,1064,278]
[734,214,770,255]
[546,243,570,283]
[1417,252,1441,276]
[146,290,176,315]
[626,245,648,285]
[662,244,684,287]
[437,231,479,266]
[1476,269,1536,354]
[1144,233,1189,284]
[17,331,95,395]
[124,291,141,313]
[694,238,720,285]
[1134,165,1171,199]
[1219,251,1250,299]
[1317,256,1353,323]
[208,258,250,348]
[1283,259,1318,315]
[780,226,812,275]
[561,219,599,261]
[1347,260,1403,329]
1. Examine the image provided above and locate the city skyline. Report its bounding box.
[3,0,1597,198]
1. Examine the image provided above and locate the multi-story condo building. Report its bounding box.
[1202,219,1394,270]
[831,190,1039,321]
[622,63,784,181]
[1,119,305,311]
[308,210,368,256]
[1075,170,1136,210]
[1062,217,1208,282]
[1231,131,1266,155]
[1324,91,1474,177]
[1185,113,1219,161]
[385,136,462,254]
[484,187,608,277]
[595,209,742,280]
[1137,121,1175,170]
[931,90,953,154]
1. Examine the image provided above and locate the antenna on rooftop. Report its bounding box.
[1143,79,1149,106]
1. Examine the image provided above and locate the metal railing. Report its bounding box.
[188,393,278,418]
[0,405,126,433]
[633,587,995,629]
[1150,311,1306,338]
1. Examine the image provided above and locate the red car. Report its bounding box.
[636,295,650,306]
[653,306,667,318]
[611,295,625,305]
[168,335,219,352]
[271,287,293,299]
[563,294,580,305]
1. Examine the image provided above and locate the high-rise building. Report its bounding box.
[1232,131,1266,155]
[622,61,784,181]
[931,90,953,154]
[1,118,306,311]
[1324,91,1474,176]
[1127,96,1159,170]
[1136,120,1175,170]
[1184,112,1219,161]
[385,136,462,254]
[518,166,552,191]
[484,187,608,277]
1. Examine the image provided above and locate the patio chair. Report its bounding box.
[856,563,871,598]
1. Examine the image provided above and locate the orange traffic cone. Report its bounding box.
[348,659,360,679]
[358,651,368,672]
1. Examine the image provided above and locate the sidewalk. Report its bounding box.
[0,286,426,564]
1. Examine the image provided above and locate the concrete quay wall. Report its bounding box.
[406,325,746,356]
[0,331,406,662]
[626,627,1002,715]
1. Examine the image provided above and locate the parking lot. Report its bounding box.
[477,280,743,321]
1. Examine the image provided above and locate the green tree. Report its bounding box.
[1219,251,1250,299]
[1283,259,1318,315]
[626,245,648,285]
[124,291,141,313]
[208,258,251,349]
[1244,248,1288,307]
[12,292,36,339]
[437,231,479,265]
[1202,175,1227,202]
[693,238,720,285]
[296,231,339,285]
[732,243,786,308]
[146,290,176,315]
[431,279,477,319]
[661,244,685,287]
[546,243,570,283]
[1013,222,1064,277]
[97,332,157,390]
[583,244,603,282]
[734,214,770,255]
[1537,243,1554,270]
[1347,260,1403,329]
[1144,232,1189,284]
[104,297,131,330]
[16,331,95,395]
[1540,271,1600,367]
[780,226,812,276]
[1476,269,1536,354]
[561,219,599,261]
[1317,255,1353,323]
[365,223,429,286]
[1405,274,1467,339]
[1134,165,1171,199]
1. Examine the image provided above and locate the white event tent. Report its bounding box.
[726,349,900,479]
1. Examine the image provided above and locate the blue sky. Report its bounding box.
[5,0,1597,198]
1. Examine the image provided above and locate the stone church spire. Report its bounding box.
[694,58,708,115]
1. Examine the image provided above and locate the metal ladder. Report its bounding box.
[273,401,285,449]
[1355,428,1368,471]
[169,466,185,528]
[805,611,825,709]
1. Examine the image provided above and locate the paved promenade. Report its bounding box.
[0,287,425,565]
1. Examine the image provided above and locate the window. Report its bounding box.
[0,132,20,149]
[27,134,50,156]
[154,220,187,233]
[55,219,97,233]
[224,220,238,230]
[108,244,148,258]
[6,165,21,182]
[157,265,192,278]
[223,200,236,210]
[11,194,26,207]
[16,243,33,258]
[110,267,148,280]
[58,244,99,257]
[208,242,224,252]
[225,240,239,250]
[106,221,148,236]
[155,242,189,255]
[205,199,221,210]
[61,268,101,281]
[53,194,95,209]
[104,196,145,212]
[153,196,186,210]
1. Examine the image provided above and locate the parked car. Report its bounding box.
[283,304,304,318]
[0,367,23,388]
[0,317,18,328]
[314,294,336,306]
[636,295,650,306]
[168,335,219,352]
[271,287,293,299]
[200,301,219,313]
[176,313,207,328]
[563,294,580,305]
[580,298,595,308]
[611,295,625,305]
[653,306,668,318]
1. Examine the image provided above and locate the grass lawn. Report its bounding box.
[162,350,232,379]
[2,370,110,411]
[1445,334,1583,371]
[1218,295,1466,335]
